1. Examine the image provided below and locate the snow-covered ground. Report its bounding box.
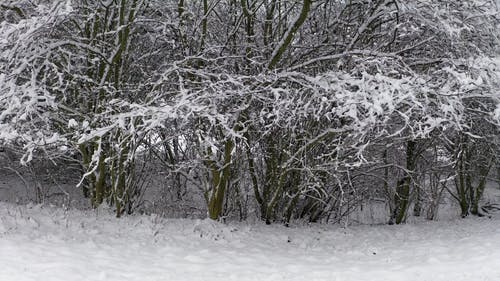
[1,202,499,281]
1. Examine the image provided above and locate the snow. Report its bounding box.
[1,203,499,281]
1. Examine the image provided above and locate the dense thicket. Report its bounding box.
[1,0,499,223]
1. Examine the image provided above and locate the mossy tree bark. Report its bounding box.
[75,0,140,217]
[206,139,235,220]
[267,0,312,70]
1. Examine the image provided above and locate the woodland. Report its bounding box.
[0,0,499,225]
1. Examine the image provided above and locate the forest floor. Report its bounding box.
[1,202,499,281]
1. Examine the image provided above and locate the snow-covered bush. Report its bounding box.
[0,0,498,222]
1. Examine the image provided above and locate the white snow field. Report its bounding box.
[1,202,499,281]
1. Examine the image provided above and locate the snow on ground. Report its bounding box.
[1,202,499,281]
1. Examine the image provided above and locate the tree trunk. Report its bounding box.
[207,140,234,220]
[390,140,415,224]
